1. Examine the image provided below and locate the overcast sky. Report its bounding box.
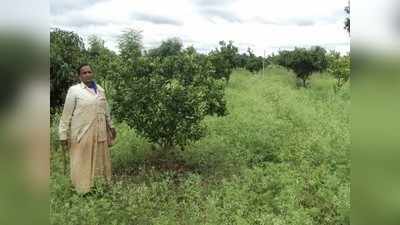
[50,0,350,56]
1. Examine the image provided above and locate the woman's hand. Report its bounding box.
[110,128,117,139]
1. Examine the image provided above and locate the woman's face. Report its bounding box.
[79,65,94,84]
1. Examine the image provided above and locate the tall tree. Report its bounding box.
[148,38,183,58]
[310,46,328,73]
[117,28,144,89]
[208,40,239,81]
[328,53,350,88]
[50,28,87,110]
[87,35,119,94]
[118,28,143,65]
[277,47,328,87]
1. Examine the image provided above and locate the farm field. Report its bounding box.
[50,68,350,225]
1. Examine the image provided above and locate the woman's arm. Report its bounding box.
[105,99,114,128]
[58,87,76,141]
[105,100,116,138]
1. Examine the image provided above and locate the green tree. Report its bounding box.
[234,52,248,69]
[277,47,328,87]
[183,46,197,55]
[328,54,350,88]
[87,35,119,94]
[245,48,264,73]
[118,28,143,67]
[112,52,227,151]
[310,46,328,73]
[50,28,87,110]
[276,50,292,70]
[208,40,238,81]
[148,38,183,58]
[115,28,144,91]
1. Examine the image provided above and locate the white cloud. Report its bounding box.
[51,0,350,56]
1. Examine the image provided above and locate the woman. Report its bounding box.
[59,64,116,193]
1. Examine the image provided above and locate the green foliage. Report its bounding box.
[310,46,328,72]
[87,35,120,94]
[208,41,238,81]
[245,49,264,73]
[118,28,143,66]
[327,53,350,88]
[234,48,265,73]
[147,38,183,58]
[50,111,61,152]
[50,28,87,109]
[276,46,328,87]
[112,52,227,150]
[50,29,123,109]
[233,52,247,68]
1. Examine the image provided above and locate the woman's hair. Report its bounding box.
[76,63,91,75]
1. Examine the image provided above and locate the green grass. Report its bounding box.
[50,68,350,225]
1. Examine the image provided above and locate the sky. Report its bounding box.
[50,0,351,56]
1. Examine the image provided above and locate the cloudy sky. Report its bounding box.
[50,0,350,56]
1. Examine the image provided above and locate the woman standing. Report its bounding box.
[59,64,116,193]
